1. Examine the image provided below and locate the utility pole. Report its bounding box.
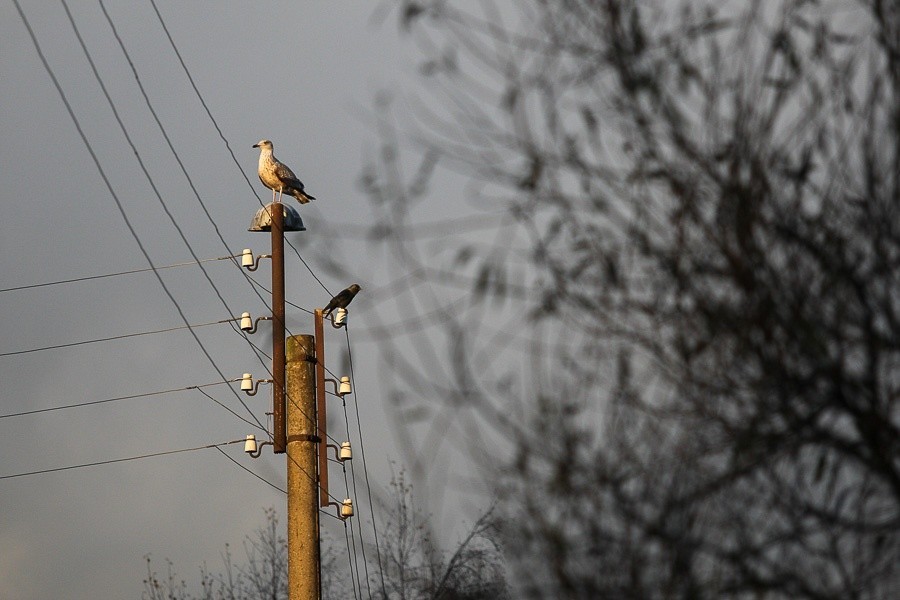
[271,203,287,453]
[286,334,320,599]
[246,201,352,600]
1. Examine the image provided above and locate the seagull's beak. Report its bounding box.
[252,143,259,148]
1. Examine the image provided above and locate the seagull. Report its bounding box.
[252,139,315,204]
[323,284,361,316]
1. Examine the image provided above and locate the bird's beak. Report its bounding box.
[252,143,259,148]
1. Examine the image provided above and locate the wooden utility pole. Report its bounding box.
[286,334,320,599]
[271,203,287,453]
[314,309,329,508]
[247,201,320,598]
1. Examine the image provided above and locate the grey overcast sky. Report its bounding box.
[0,2,450,598]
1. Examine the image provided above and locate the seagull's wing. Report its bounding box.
[273,160,299,184]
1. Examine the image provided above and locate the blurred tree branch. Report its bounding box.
[302,0,900,597]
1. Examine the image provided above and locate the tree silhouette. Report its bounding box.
[143,477,507,599]
[303,1,899,597]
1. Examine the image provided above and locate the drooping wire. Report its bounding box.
[0,317,237,358]
[16,0,264,432]
[214,446,285,494]
[344,517,362,600]
[65,0,312,441]
[291,247,334,297]
[137,8,367,583]
[242,335,273,361]
[340,457,366,599]
[145,0,334,300]
[319,508,347,522]
[192,386,267,431]
[344,325,387,598]
[0,438,246,481]
[93,0,276,321]
[283,447,347,505]
[0,379,257,429]
[15,13,371,588]
[245,276,315,316]
[98,2,329,438]
[339,386,374,599]
[136,0,353,455]
[63,0,233,339]
[72,0,290,437]
[146,0,259,204]
[0,254,242,294]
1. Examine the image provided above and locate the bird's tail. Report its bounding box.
[292,190,314,204]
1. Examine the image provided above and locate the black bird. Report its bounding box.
[323,284,361,316]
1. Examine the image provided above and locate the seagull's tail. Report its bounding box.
[291,189,315,204]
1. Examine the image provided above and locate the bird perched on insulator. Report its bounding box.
[253,139,315,204]
[323,284,361,316]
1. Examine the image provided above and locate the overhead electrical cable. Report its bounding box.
[214,446,286,494]
[0,254,243,294]
[16,0,264,432]
[121,10,375,596]
[246,276,315,316]
[191,386,268,431]
[62,0,293,435]
[344,325,388,598]
[146,0,334,299]
[14,12,370,592]
[339,456,366,599]
[146,0,260,203]
[338,381,373,599]
[0,439,245,481]
[0,317,238,358]
[344,518,363,600]
[0,379,240,420]
[94,0,274,316]
[97,1,328,435]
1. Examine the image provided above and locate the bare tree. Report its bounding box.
[373,469,508,600]
[143,483,506,600]
[143,508,288,600]
[303,0,899,598]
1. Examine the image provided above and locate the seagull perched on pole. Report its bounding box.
[252,139,315,204]
[323,284,361,316]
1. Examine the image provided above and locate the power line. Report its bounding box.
[191,386,268,431]
[39,2,356,584]
[0,317,238,358]
[146,0,334,300]
[214,446,285,494]
[15,10,372,597]
[246,276,315,316]
[98,1,329,439]
[290,243,333,297]
[135,0,354,454]
[343,517,363,600]
[63,0,245,340]
[339,382,373,599]
[0,254,242,294]
[344,324,387,599]
[146,0,260,204]
[94,0,273,321]
[339,456,366,600]
[143,0,339,308]
[0,438,245,481]
[0,379,239,420]
[0,434,341,522]
[16,0,264,433]
[76,2,281,394]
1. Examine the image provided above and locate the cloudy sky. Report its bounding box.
[0,2,457,597]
